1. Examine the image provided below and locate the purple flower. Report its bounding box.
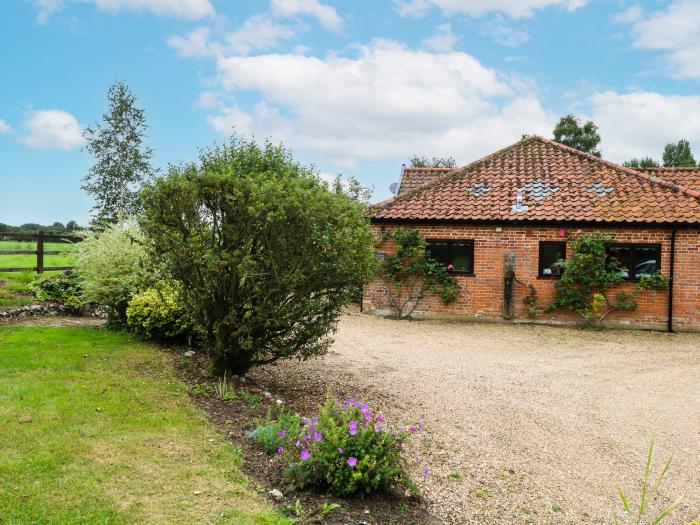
[376,414,383,424]
[348,420,358,436]
[347,456,358,468]
[408,426,417,433]
[423,468,430,478]
[415,456,422,463]
[418,419,423,430]
[300,449,311,461]
[277,446,284,455]
[344,398,354,408]
[312,432,323,442]
[337,447,344,455]
[374,424,381,432]
[294,440,300,448]
[278,430,286,438]
[359,404,369,413]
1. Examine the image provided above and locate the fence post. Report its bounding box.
[37,230,44,274]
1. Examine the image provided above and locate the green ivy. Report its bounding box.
[547,232,668,325]
[381,229,460,318]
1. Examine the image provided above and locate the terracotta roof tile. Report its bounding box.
[372,136,700,224]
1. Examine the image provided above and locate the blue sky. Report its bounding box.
[1,0,699,225]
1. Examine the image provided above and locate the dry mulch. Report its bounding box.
[0,315,105,328]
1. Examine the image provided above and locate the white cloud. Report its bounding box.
[0,119,11,134]
[589,91,700,162]
[34,0,214,23]
[168,27,216,57]
[422,23,458,52]
[206,39,554,165]
[480,16,530,46]
[270,0,342,30]
[620,1,700,79]
[19,109,85,150]
[168,17,295,58]
[393,0,588,19]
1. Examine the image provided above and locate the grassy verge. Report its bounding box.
[0,240,76,307]
[0,326,291,525]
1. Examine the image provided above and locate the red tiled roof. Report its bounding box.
[372,136,700,224]
[639,167,700,193]
[397,167,455,195]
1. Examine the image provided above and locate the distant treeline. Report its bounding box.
[0,221,83,234]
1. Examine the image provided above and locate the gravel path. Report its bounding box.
[253,310,700,524]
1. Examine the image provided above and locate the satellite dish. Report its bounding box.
[389,182,399,194]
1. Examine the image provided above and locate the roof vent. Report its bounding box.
[466,181,491,197]
[519,178,559,201]
[511,191,529,213]
[586,181,613,197]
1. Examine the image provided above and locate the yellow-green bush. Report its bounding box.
[126,281,193,340]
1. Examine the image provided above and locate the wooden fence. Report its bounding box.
[0,231,80,274]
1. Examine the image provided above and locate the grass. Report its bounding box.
[0,326,292,525]
[0,240,77,307]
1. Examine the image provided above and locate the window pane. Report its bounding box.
[540,243,565,276]
[427,242,451,267]
[452,242,472,273]
[635,247,659,278]
[607,246,632,279]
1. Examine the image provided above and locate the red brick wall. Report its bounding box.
[363,223,700,331]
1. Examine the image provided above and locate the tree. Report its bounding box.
[82,80,155,224]
[408,155,456,168]
[552,114,602,157]
[140,137,378,376]
[662,139,696,167]
[623,157,660,169]
[65,220,80,232]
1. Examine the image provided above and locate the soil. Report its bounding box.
[170,349,444,525]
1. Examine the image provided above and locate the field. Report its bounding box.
[0,240,77,307]
[0,326,290,525]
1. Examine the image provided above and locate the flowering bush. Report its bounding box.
[252,406,302,455]
[280,395,419,497]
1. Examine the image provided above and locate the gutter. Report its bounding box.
[668,227,677,333]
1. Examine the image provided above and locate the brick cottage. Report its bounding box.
[363,136,700,331]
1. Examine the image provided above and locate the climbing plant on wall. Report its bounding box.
[381,229,460,319]
[547,232,668,325]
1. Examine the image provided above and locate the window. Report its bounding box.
[539,241,566,278]
[427,240,474,274]
[606,244,661,280]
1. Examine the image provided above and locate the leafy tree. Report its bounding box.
[552,114,602,157]
[623,157,660,169]
[140,137,378,376]
[408,155,456,168]
[82,80,155,224]
[325,175,373,206]
[381,229,459,319]
[662,139,696,167]
[547,232,667,325]
[65,220,80,232]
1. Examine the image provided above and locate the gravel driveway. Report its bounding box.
[252,309,700,524]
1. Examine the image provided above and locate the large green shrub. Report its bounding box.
[140,137,378,375]
[32,271,87,309]
[75,220,154,322]
[282,396,417,497]
[126,280,194,340]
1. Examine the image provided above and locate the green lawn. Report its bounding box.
[0,240,77,307]
[0,326,291,525]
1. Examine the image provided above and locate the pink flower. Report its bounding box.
[576,229,582,234]
[300,449,311,461]
[347,456,358,467]
[447,264,454,270]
